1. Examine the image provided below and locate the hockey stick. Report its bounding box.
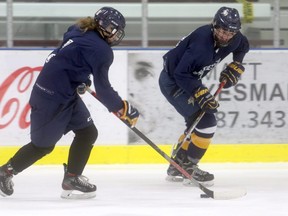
[86,86,246,200]
[171,81,226,158]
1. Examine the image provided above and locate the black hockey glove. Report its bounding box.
[117,100,139,128]
[193,85,219,114]
[77,77,92,95]
[220,62,245,89]
[77,83,88,95]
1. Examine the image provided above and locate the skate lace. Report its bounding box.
[193,166,208,176]
[76,175,93,188]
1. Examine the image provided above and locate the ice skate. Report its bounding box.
[166,149,188,182]
[166,146,214,186]
[0,165,14,197]
[61,164,96,199]
[182,162,214,187]
[166,160,184,182]
[166,134,190,182]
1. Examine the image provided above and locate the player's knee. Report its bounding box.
[195,113,217,136]
[197,113,217,129]
[31,142,55,156]
[74,124,98,145]
[191,113,217,149]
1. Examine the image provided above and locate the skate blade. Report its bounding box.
[183,179,214,187]
[61,190,96,200]
[165,175,184,182]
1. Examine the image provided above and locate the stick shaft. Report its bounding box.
[172,81,226,157]
[86,87,213,197]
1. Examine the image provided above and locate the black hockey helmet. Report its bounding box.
[212,7,241,47]
[213,7,241,32]
[94,7,126,46]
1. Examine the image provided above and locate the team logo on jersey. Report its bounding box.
[193,59,221,79]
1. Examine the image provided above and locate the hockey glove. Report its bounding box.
[117,100,139,128]
[220,62,245,89]
[77,77,92,95]
[77,83,88,95]
[193,85,219,114]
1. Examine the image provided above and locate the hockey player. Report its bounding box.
[0,7,139,199]
[159,7,249,186]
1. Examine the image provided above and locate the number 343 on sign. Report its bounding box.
[216,110,286,128]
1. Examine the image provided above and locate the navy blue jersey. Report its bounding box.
[33,25,123,112]
[163,24,249,95]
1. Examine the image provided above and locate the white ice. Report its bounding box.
[0,163,287,216]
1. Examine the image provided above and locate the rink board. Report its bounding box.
[1,49,288,164]
[1,49,288,146]
[0,144,287,164]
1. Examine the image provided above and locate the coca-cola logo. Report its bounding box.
[0,66,42,129]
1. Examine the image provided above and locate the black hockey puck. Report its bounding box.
[200,194,210,198]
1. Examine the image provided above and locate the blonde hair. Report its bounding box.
[76,16,98,32]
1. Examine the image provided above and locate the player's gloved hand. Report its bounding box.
[220,62,245,89]
[117,100,139,128]
[77,83,88,95]
[77,77,92,95]
[193,85,219,114]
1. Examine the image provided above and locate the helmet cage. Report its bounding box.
[213,27,237,47]
[98,20,125,46]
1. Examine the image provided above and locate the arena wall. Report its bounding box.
[0,49,287,164]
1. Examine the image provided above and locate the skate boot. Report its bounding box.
[166,133,191,182]
[182,161,214,187]
[166,149,188,182]
[166,159,183,182]
[0,162,14,197]
[61,163,96,199]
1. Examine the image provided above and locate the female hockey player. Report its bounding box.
[0,7,139,199]
[159,7,249,186]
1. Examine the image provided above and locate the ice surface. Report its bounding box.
[0,163,287,216]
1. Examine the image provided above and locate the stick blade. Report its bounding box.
[200,184,247,200]
[213,188,247,200]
